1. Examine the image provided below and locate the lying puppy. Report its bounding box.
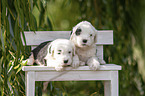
[24,39,79,71]
[70,21,106,70]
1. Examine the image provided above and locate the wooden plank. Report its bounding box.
[104,71,118,96]
[96,45,103,60]
[22,64,122,71]
[111,71,119,96]
[21,30,113,46]
[26,71,35,96]
[97,30,113,45]
[35,71,112,81]
[104,81,111,96]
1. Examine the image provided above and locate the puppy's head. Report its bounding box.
[70,21,97,48]
[48,39,75,66]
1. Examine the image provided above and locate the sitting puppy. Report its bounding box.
[24,39,79,71]
[70,21,106,70]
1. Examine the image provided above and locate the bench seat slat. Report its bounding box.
[35,71,113,81]
[22,64,121,71]
[21,30,113,46]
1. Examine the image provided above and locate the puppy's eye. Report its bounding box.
[90,34,93,36]
[68,51,71,54]
[75,28,81,36]
[58,50,61,52]
[57,50,61,54]
[57,52,61,55]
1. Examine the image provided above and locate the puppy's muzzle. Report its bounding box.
[64,60,68,64]
[82,39,88,46]
[62,59,71,66]
[82,39,88,43]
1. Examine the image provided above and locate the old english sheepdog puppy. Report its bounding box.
[70,21,106,70]
[23,39,79,71]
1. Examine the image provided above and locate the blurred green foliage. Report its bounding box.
[1,0,145,96]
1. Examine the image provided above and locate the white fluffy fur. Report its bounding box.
[44,39,79,71]
[70,21,105,70]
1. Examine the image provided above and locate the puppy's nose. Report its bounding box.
[83,39,87,43]
[64,60,68,63]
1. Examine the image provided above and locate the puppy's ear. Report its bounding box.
[71,42,76,56]
[94,30,98,43]
[70,28,75,41]
[45,44,53,60]
[49,45,52,54]
[48,44,54,57]
[70,30,73,35]
[90,24,97,43]
[70,27,81,41]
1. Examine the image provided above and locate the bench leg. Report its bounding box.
[104,71,118,96]
[25,71,35,96]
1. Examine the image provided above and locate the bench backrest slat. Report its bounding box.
[21,30,113,46]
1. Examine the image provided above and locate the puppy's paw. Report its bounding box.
[72,60,80,68]
[87,57,100,70]
[72,55,80,68]
[99,59,106,64]
[89,62,100,70]
[55,66,64,71]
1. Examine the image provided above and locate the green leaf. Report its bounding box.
[47,16,53,30]
[8,14,14,38]
[19,9,24,30]
[14,16,18,39]
[1,0,6,22]
[0,29,5,51]
[21,31,26,45]
[39,1,45,27]
[9,50,15,59]
[21,0,26,14]
[20,55,24,62]
[29,12,37,30]
[14,64,20,69]
[16,66,22,74]
[0,56,4,74]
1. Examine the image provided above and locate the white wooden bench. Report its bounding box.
[21,30,121,96]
